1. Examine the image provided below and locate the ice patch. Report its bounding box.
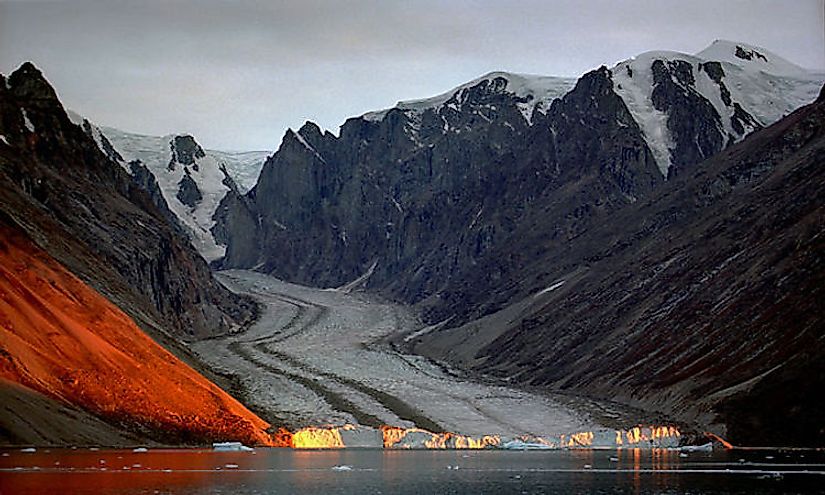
[213,442,254,452]
[612,56,674,176]
[331,465,353,471]
[20,447,36,453]
[132,447,148,453]
[21,108,35,132]
[535,280,566,297]
[335,259,378,293]
[679,442,714,452]
[501,440,553,450]
[292,129,327,164]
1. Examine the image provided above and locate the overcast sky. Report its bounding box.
[1,0,823,150]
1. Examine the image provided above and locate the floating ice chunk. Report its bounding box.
[212,441,254,452]
[679,442,713,452]
[225,463,239,469]
[20,447,36,453]
[501,440,553,450]
[132,447,148,453]
[331,465,353,471]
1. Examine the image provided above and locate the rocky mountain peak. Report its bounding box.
[169,134,206,169]
[0,61,257,341]
[6,61,60,104]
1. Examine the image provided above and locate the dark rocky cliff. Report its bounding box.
[216,68,662,323]
[414,86,825,446]
[0,62,256,340]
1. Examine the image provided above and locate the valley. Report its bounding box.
[192,270,634,439]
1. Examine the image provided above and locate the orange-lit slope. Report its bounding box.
[0,226,272,446]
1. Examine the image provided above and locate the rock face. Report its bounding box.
[218,67,660,313]
[414,86,825,447]
[211,41,824,446]
[176,169,203,207]
[169,134,206,168]
[0,62,256,340]
[216,41,822,326]
[70,116,271,263]
[0,223,273,446]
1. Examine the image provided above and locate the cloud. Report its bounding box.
[1,0,823,150]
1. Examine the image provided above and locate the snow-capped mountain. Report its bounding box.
[361,41,822,178]
[215,39,823,303]
[612,40,824,176]
[363,71,577,124]
[67,112,270,262]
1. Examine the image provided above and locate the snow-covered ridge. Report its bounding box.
[362,71,577,123]
[611,40,824,176]
[359,41,822,177]
[69,113,270,262]
[696,40,813,77]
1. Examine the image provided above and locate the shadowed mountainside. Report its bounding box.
[414,85,825,447]
[0,62,256,341]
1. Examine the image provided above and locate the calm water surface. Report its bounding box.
[1,447,823,494]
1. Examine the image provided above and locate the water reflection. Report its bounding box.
[1,447,823,494]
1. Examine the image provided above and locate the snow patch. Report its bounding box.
[535,280,566,297]
[612,56,675,176]
[292,129,326,164]
[335,259,378,293]
[404,316,455,343]
[697,40,811,77]
[611,43,824,176]
[362,71,576,125]
[0,134,9,146]
[94,125,268,262]
[21,108,35,132]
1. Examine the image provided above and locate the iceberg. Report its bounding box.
[213,441,254,452]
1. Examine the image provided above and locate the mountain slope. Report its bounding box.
[0,222,272,445]
[0,62,256,340]
[613,40,823,177]
[68,117,270,262]
[216,41,822,330]
[414,84,825,446]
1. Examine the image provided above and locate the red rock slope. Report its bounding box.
[0,225,273,446]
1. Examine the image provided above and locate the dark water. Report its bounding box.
[1,447,823,494]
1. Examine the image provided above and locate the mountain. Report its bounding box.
[0,221,272,446]
[215,41,822,321]
[0,62,280,444]
[613,40,823,177]
[67,116,270,262]
[210,41,823,445]
[0,64,257,340]
[414,83,825,447]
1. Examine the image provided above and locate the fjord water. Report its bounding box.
[2,448,823,494]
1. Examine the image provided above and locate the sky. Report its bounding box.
[1,0,823,151]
